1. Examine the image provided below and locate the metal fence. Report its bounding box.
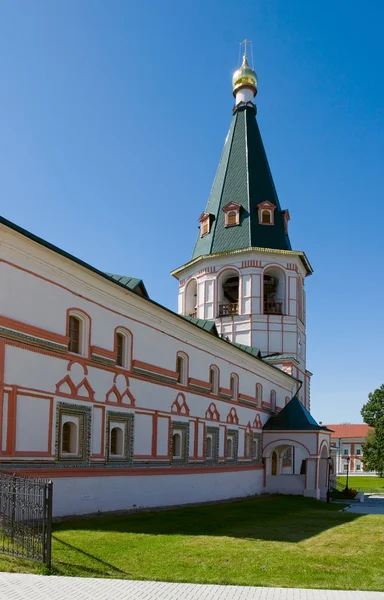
[0,472,53,567]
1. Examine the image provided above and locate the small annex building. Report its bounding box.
[0,50,331,516]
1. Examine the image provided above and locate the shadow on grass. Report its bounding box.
[52,536,130,578]
[53,495,361,544]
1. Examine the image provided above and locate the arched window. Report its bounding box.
[176,352,188,385]
[218,270,239,317]
[184,279,198,318]
[226,437,233,459]
[172,432,182,458]
[68,316,81,354]
[230,374,239,401]
[110,427,123,456]
[263,268,285,315]
[256,383,263,407]
[67,310,90,356]
[206,436,213,459]
[61,421,77,454]
[209,366,219,395]
[270,390,276,411]
[227,211,237,226]
[115,329,132,369]
[262,210,271,224]
[116,333,124,367]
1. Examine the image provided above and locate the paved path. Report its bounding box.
[342,494,384,515]
[0,574,383,600]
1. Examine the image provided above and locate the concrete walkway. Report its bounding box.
[0,574,383,600]
[342,494,384,515]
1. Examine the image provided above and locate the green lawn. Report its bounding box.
[338,476,384,493]
[0,495,384,591]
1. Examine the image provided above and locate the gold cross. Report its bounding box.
[240,38,251,57]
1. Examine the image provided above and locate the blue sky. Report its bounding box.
[1,1,383,424]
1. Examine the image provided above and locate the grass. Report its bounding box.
[0,495,384,591]
[337,476,384,494]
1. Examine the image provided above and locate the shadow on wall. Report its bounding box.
[53,494,360,545]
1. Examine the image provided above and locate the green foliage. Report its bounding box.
[0,496,384,591]
[361,384,384,476]
[361,384,384,426]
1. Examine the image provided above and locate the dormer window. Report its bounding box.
[262,211,271,224]
[257,201,275,226]
[198,212,212,238]
[223,201,241,228]
[283,209,290,235]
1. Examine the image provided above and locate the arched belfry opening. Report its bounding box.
[185,279,197,318]
[263,268,285,315]
[218,270,239,317]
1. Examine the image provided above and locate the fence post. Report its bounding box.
[45,481,53,569]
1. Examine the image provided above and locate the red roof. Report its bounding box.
[325,424,373,439]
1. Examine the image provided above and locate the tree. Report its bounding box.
[361,384,384,476]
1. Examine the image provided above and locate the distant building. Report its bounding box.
[326,424,374,475]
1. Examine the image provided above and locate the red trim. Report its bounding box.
[0,315,69,346]
[2,464,263,478]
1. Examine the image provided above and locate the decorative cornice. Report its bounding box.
[171,246,313,278]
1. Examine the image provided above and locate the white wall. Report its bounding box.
[52,470,264,517]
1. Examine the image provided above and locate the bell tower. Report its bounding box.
[171,47,313,408]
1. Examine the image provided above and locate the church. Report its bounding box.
[0,51,331,516]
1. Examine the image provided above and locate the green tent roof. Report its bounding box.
[263,396,332,432]
[192,105,291,259]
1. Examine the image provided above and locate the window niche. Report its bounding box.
[56,402,91,465]
[226,429,238,463]
[170,421,189,464]
[106,412,134,464]
[252,433,262,463]
[205,427,219,464]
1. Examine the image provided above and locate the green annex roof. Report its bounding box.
[181,315,218,335]
[263,396,332,432]
[263,353,299,364]
[105,274,149,298]
[232,343,261,359]
[192,105,291,259]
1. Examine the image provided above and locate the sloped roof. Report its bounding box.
[181,315,218,335]
[263,396,332,431]
[192,105,291,259]
[105,274,149,298]
[325,424,373,439]
[263,353,299,365]
[232,343,261,359]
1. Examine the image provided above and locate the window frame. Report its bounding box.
[230,373,239,401]
[176,352,188,386]
[114,328,132,370]
[67,309,90,357]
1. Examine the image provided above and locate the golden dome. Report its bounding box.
[232,54,257,97]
